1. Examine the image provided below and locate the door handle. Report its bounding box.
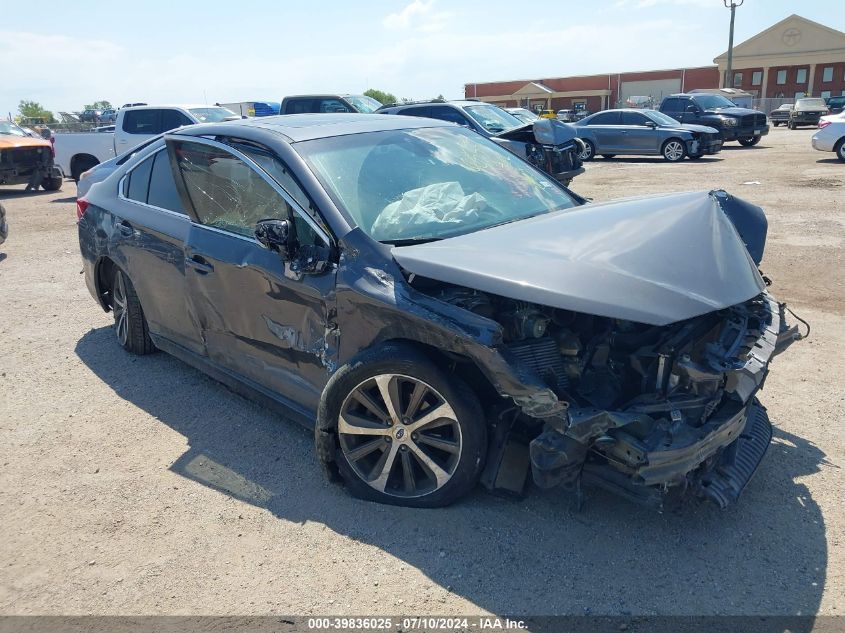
[117,220,134,236]
[185,256,214,274]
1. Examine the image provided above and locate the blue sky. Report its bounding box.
[2,0,843,118]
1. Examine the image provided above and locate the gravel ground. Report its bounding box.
[0,126,843,618]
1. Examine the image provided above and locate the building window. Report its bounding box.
[752,71,762,86]
[732,72,743,87]
[796,68,807,84]
[821,91,832,99]
[795,92,806,100]
[822,67,834,82]
[776,69,787,84]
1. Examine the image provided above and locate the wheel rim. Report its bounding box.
[665,141,684,161]
[113,272,129,346]
[579,142,593,160]
[338,374,463,498]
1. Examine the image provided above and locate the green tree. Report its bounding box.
[431,94,445,102]
[83,100,113,111]
[363,89,397,105]
[17,100,56,123]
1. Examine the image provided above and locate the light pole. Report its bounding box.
[723,0,745,88]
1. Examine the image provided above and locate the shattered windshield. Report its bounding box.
[296,126,577,243]
[464,105,523,133]
[0,121,28,137]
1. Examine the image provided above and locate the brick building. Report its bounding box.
[465,14,845,111]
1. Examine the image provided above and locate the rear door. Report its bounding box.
[112,145,201,353]
[167,136,336,411]
[584,111,623,151]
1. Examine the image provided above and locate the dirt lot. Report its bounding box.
[1,126,843,618]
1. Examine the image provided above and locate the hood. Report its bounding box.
[702,106,759,117]
[392,190,766,326]
[676,123,721,134]
[0,135,51,149]
[494,118,577,145]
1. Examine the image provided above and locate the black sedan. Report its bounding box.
[573,109,723,161]
[76,114,799,510]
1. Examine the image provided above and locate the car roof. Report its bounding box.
[174,113,452,143]
[123,104,226,111]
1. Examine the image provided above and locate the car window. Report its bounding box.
[318,99,352,113]
[161,109,193,132]
[661,98,683,113]
[427,106,471,126]
[396,106,431,117]
[621,111,648,126]
[588,112,621,125]
[122,110,159,135]
[147,150,186,214]
[172,141,325,247]
[126,154,154,202]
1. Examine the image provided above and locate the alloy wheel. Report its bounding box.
[112,271,129,346]
[664,141,685,161]
[338,374,463,499]
[579,142,593,161]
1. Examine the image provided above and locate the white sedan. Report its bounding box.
[812,113,845,162]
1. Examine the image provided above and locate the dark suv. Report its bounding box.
[659,94,769,146]
[378,100,584,186]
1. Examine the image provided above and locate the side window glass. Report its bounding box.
[590,112,619,125]
[147,150,186,214]
[428,107,470,125]
[318,99,351,113]
[126,154,154,202]
[161,109,192,132]
[173,141,294,238]
[397,106,431,118]
[662,99,680,113]
[621,112,647,125]
[122,110,159,135]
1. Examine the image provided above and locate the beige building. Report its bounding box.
[714,14,845,100]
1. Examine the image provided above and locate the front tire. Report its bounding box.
[579,140,595,161]
[836,138,845,163]
[41,176,63,191]
[324,345,486,507]
[662,138,686,162]
[111,268,155,355]
[738,136,760,147]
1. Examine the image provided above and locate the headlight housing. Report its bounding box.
[721,117,738,127]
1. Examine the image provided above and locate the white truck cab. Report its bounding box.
[54,104,238,180]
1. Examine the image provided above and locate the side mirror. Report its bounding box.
[644,120,657,128]
[686,104,699,113]
[255,219,291,258]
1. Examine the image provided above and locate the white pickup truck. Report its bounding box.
[53,104,239,180]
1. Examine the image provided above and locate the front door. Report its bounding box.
[167,136,337,413]
[620,111,660,153]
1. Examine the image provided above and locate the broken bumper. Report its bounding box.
[554,166,585,185]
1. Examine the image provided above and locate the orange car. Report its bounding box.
[0,121,63,191]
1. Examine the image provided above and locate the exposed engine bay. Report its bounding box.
[492,118,585,187]
[409,276,803,509]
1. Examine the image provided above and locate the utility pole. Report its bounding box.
[723,0,745,88]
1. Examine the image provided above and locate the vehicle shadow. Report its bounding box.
[595,156,723,164]
[50,196,77,203]
[815,158,843,164]
[721,145,770,150]
[75,326,828,620]
[0,187,56,200]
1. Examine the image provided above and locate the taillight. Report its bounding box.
[819,120,831,129]
[76,197,90,221]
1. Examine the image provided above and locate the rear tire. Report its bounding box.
[579,140,595,161]
[321,344,486,508]
[111,268,155,355]
[662,138,686,162]
[41,176,63,191]
[835,138,845,163]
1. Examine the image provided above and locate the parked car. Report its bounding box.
[537,109,557,119]
[76,135,163,198]
[811,114,845,161]
[53,104,239,180]
[0,120,63,191]
[100,109,118,123]
[659,93,769,146]
[826,96,845,115]
[573,108,722,161]
[769,103,793,126]
[787,98,829,129]
[556,109,577,122]
[77,113,800,509]
[78,109,104,123]
[280,94,382,114]
[504,107,539,123]
[377,100,584,186]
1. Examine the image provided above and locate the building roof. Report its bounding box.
[714,14,845,62]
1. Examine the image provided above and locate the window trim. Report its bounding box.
[118,146,190,219]
[163,134,333,247]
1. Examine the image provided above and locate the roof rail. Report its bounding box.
[378,98,449,109]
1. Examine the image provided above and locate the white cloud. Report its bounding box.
[382,0,451,32]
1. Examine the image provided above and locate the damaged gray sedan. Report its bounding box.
[77,114,802,509]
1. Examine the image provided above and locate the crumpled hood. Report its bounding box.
[392,190,766,326]
[0,136,51,149]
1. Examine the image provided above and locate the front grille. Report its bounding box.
[741,114,766,127]
[3,147,46,167]
[504,338,568,393]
